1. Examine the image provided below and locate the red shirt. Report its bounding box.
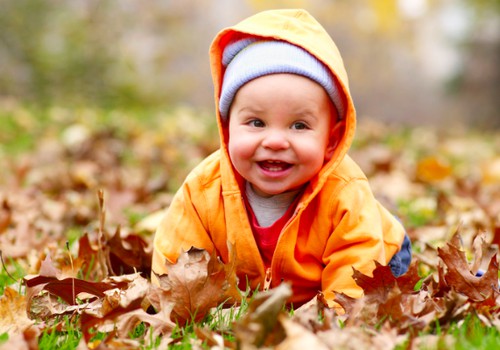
[244,194,300,267]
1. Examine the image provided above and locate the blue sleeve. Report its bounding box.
[388,233,412,277]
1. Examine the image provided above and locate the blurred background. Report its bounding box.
[0,0,499,128]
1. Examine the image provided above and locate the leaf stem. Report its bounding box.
[0,249,18,282]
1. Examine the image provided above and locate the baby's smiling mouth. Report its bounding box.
[258,160,292,172]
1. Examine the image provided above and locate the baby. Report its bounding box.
[152,9,411,309]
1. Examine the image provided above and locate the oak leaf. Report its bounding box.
[24,271,119,307]
[106,229,152,276]
[154,246,241,324]
[470,231,497,275]
[79,274,175,346]
[24,255,137,320]
[437,232,499,301]
[335,261,433,333]
[351,261,397,303]
[0,287,35,335]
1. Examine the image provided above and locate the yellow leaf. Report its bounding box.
[416,156,452,182]
[0,287,34,335]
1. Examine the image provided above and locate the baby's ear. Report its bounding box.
[325,120,346,160]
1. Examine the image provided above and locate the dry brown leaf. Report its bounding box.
[74,233,107,282]
[106,229,152,276]
[0,199,11,234]
[351,261,397,303]
[0,287,35,335]
[24,267,139,322]
[24,272,117,307]
[275,315,330,350]
[38,253,60,278]
[437,232,499,301]
[470,231,497,275]
[234,283,292,348]
[292,293,334,333]
[79,274,175,346]
[154,246,241,324]
[315,324,403,350]
[493,225,500,250]
[335,261,438,333]
[335,232,500,335]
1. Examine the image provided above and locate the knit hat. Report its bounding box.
[219,38,345,120]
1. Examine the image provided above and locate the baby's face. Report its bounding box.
[227,73,339,197]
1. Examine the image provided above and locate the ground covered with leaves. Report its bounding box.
[0,104,499,349]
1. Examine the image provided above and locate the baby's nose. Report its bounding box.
[261,129,290,150]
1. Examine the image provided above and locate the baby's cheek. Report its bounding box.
[228,137,255,161]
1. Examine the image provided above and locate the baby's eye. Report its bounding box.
[248,119,265,128]
[291,122,308,130]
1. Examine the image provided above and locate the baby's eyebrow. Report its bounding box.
[235,105,265,114]
[294,110,319,121]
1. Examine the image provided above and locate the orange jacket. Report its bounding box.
[152,9,405,307]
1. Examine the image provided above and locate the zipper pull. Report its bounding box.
[264,268,272,291]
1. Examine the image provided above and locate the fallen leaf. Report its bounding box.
[275,314,330,350]
[24,274,115,306]
[154,246,241,324]
[437,233,499,301]
[234,283,292,348]
[107,229,152,276]
[416,156,452,183]
[0,199,11,234]
[470,231,497,275]
[351,261,397,303]
[0,287,35,335]
[292,293,334,333]
[336,261,442,333]
[79,274,175,345]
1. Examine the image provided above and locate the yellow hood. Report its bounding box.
[209,9,356,197]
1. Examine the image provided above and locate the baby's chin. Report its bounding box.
[249,183,305,198]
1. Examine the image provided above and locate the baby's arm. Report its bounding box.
[151,180,215,285]
[320,179,405,306]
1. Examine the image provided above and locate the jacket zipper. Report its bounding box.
[264,267,272,291]
[267,204,302,292]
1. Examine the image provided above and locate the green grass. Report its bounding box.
[38,317,82,349]
[0,256,25,295]
[393,315,500,350]
[451,315,500,350]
